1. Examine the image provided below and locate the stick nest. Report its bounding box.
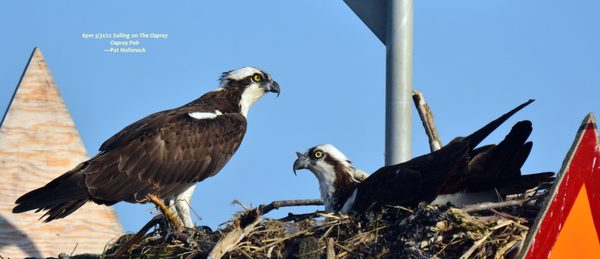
[62,187,548,259]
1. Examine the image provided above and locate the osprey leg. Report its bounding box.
[174,184,196,228]
[163,196,180,224]
[147,194,184,231]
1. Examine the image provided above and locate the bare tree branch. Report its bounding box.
[412,90,442,151]
[460,199,528,213]
[259,199,323,215]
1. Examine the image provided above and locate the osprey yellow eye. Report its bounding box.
[313,151,323,158]
[252,74,263,83]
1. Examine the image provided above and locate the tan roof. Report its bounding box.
[0,48,123,258]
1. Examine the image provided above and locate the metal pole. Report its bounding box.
[385,0,413,165]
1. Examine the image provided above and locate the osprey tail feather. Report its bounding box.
[496,172,555,195]
[463,99,535,148]
[13,164,90,222]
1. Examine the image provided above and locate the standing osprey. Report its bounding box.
[13,67,280,227]
[293,100,553,213]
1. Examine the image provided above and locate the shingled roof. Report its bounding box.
[0,48,123,258]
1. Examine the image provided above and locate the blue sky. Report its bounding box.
[0,1,598,232]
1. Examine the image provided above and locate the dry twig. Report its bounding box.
[208,209,262,259]
[259,199,323,215]
[111,215,163,259]
[461,199,528,213]
[412,90,442,151]
[327,238,336,259]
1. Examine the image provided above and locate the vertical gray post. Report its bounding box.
[343,0,414,165]
[385,0,413,165]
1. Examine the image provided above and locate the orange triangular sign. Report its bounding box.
[549,185,600,258]
[520,113,600,258]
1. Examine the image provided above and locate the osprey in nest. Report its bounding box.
[293,100,553,213]
[13,67,280,227]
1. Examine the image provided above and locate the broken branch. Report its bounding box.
[412,90,442,151]
[461,199,528,213]
[258,199,323,215]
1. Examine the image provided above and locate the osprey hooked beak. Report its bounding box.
[293,152,310,175]
[262,80,281,97]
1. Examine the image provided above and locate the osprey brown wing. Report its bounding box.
[440,121,554,195]
[352,140,470,212]
[349,100,537,213]
[85,111,247,203]
[99,110,173,152]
